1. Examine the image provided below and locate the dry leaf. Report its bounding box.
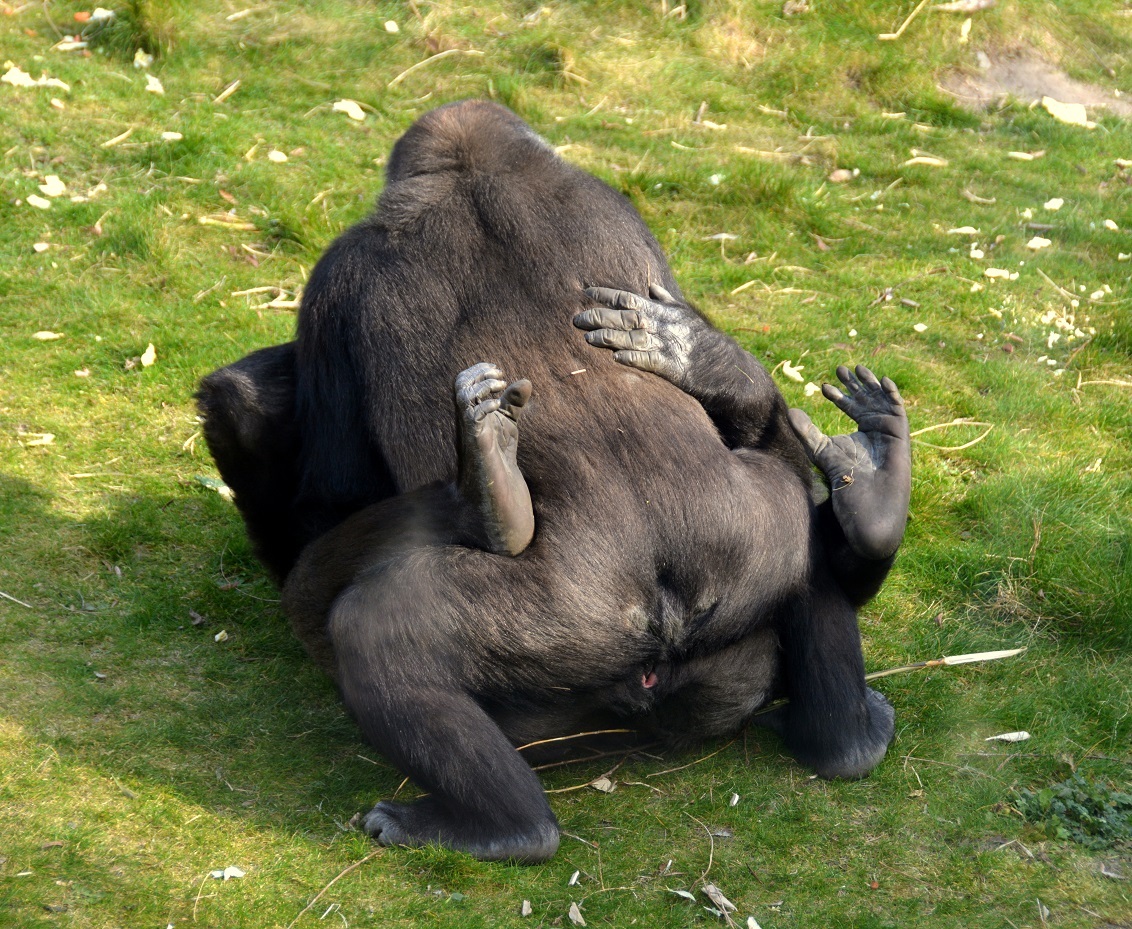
[33,330,64,340]
[1007,150,1044,161]
[590,776,615,793]
[748,919,764,929]
[23,433,55,447]
[985,731,1030,742]
[902,156,948,168]
[209,865,244,879]
[140,343,156,367]
[28,194,52,210]
[385,20,400,33]
[161,131,182,141]
[2,65,70,91]
[133,49,154,69]
[804,382,820,397]
[913,323,928,332]
[933,0,995,10]
[828,168,855,183]
[33,242,50,253]
[333,99,366,121]
[568,902,586,926]
[214,630,229,643]
[947,226,980,234]
[1026,237,1052,250]
[670,889,697,901]
[781,360,804,382]
[520,900,532,917]
[145,73,164,95]
[101,128,133,148]
[1104,219,1119,231]
[568,870,580,886]
[1042,96,1096,129]
[1043,198,1064,211]
[267,149,287,163]
[984,268,1019,281]
[39,175,66,197]
[702,884,737,913]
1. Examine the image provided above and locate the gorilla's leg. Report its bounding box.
[325,553,560,863]
[765,548,895,779]
[454,363,535,556]
[196,343,304,583]
[786,366,910,561]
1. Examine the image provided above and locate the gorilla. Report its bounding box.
[197,100,911,863]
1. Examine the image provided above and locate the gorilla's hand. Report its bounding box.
[574,285,707,390]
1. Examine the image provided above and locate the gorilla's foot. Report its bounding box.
[770,687,895,780]
[454,363,535,556]
[787,365,911,561]
[363,797,560,863]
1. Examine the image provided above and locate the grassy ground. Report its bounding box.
[2,1,1130,926]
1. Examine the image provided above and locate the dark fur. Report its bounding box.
[198,101,896,862]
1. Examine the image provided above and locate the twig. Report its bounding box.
[1035,268,1077,301]
[912,423,994,452]
[878,0,931,41]
[516,728,633,752]
[532,745,656,774]
[388,49,484,88]
[910,417,989,437]
[1078,378,1132,389]
[0,590,33,609]
[683,812,715,883]
[647,739,737,777]
[545,755,633,794]
[285,851,381,929]
[191,871,211,922]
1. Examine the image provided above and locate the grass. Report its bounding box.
[1,0,1130,926]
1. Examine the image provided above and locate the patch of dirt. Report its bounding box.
[941,52,1132,117]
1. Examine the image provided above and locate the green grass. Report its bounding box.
[2,1,1130,926]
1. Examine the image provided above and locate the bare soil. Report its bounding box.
[941,52,1132,117]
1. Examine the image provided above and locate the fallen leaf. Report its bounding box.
[333,99,366,121]
[748,919,764,929]
[1104,219,1119,231]
[729,792,740,806]
[902,156,948,167]
[214,630,229,643]
[1042,96,1096,129]
[985,731,1030,742]
[209,865,244,879]
[38,175,66,197]
[568,902,586,926]
[1026,237,1052,250]
[702,884,737,913]
[101,127,133,148]
[520,900,533,917]
[828,168,854,183]
[33,242,50,253]
[23,433,55,447]
[140,343,156,367]
[33,330,64,340]
[28,194,51,209]
[267,149,287,163]
[133,48,154,69]
[590,776,615,793]
[985,267,1019,281]
[1007,150,1044,161]
[781,360,804,382]
[913,323,928,332]
[161,131,182,141]
[145,73,164,94]
[568,870,580,886]
[1043,198,1064,211]
[385,20,400,33]
[948,226,980,235]
[670,889,697,901]
[74,368,90,377]
[2,64,70,91]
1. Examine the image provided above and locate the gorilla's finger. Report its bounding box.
[855,365,882,391]
[787,408,831,462]
[612,349,664,374]
[455,362,504,390]
[460,378,507,407]
[821,382,857,418]
[880,376,904,405]
[500,379,533,415]
[471,397,502,422]
[573,308,642,332]
[585,329,658,352]
[584,287,651,313]
[835,364,863,396]
[648,283,676,304]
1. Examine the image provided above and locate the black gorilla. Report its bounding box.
[197,100,911,863]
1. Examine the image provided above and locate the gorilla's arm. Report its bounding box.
[576,288,911,605]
